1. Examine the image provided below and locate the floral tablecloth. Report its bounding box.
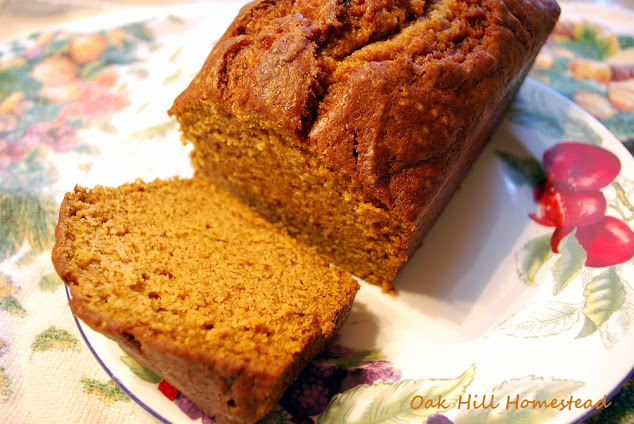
[0,2,633,423]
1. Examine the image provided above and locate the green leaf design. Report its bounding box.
[39,273,63,292]
[0,339,7,397]
[496,152,546,186]
[0,190,58,261]
[511,83,602,144]
[454,376,584,424]
[318,364,476,424]
[619,34,634,49]
[507,106,563,139]
[576,316,598,339]
[496,301,582,338]
[23,194,58,252]
[334,349,387,369]
[95,43,136,68]
[0,366,10,398]
[3,147,60,193]
[15,249,38,267]
[78,59,106,80]
[552,231,586,295]
[0,296,26,317]
[43,38,71,58]
[0,273,26,317]
[120,355,161,384]
[257,406,293,424]
[612,181,634,217]
[603,113,634,147]
[122,22,154,43]
[0,61,41,102]
[80,378,129,403]
[0,192,25,261]
[559,24,615,61]
[515,234,553,286]
[560,116,602,146]
[580,267,624,336]
[31,326,80,353]
[599,279,634,348]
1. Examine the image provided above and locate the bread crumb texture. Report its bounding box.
[53,177,359,372]
[168,0,559,291]
[171,0,560,218]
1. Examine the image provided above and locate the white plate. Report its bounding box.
[64,7,634,424]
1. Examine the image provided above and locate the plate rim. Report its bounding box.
[65,283,173,424]
[48,4,634,417]
[67,76,634,424]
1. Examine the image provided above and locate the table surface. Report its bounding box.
[0,1,633,423]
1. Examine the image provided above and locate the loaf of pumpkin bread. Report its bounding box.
[52,177,359,424]
[169,0,560,292]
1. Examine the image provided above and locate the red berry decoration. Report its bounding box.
[530,179,606,228]
[158,379,179,401]
[543,142,621,191]
[575,216,634,267]
[550,226,573,253]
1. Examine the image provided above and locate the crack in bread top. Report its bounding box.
[172,0,560,220]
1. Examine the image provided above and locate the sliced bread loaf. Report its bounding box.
[53,177,359,424]
[169,0,560,292]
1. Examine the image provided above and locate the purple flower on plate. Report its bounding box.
[281,361,333,416]
[173,393,204,420]
[281,347,402,418]
[427,414,455,424]
[160,342,402,422]
[340,360,402,392]
[296,383,330,416]
[360,360,402,383]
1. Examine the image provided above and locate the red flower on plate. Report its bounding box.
[530,179,606,228]
[157,379,179,401]
[542,142,620,190]
[531,142,634,267]
[575,216,634,267]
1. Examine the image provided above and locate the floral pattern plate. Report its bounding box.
[48,7,634,424]
[70,80,634,424]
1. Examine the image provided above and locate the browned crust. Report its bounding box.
[52,188,81,290]
[405,55,530,256]
[169,0,560,223]
[107,295,354,424]
[52,182,359,423]
[54,184,357,364]
[168,0,559,291]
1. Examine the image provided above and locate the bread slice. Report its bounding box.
[52,177,359,424]
[168,0,560,292]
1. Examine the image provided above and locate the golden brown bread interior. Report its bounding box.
[52,177,359,424]
[169,0,560,292]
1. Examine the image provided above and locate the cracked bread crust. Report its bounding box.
[170,0,560,222]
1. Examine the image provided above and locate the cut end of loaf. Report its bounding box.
[168,0,560,291]
[52,177,359,423]
[176,103,413,292]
